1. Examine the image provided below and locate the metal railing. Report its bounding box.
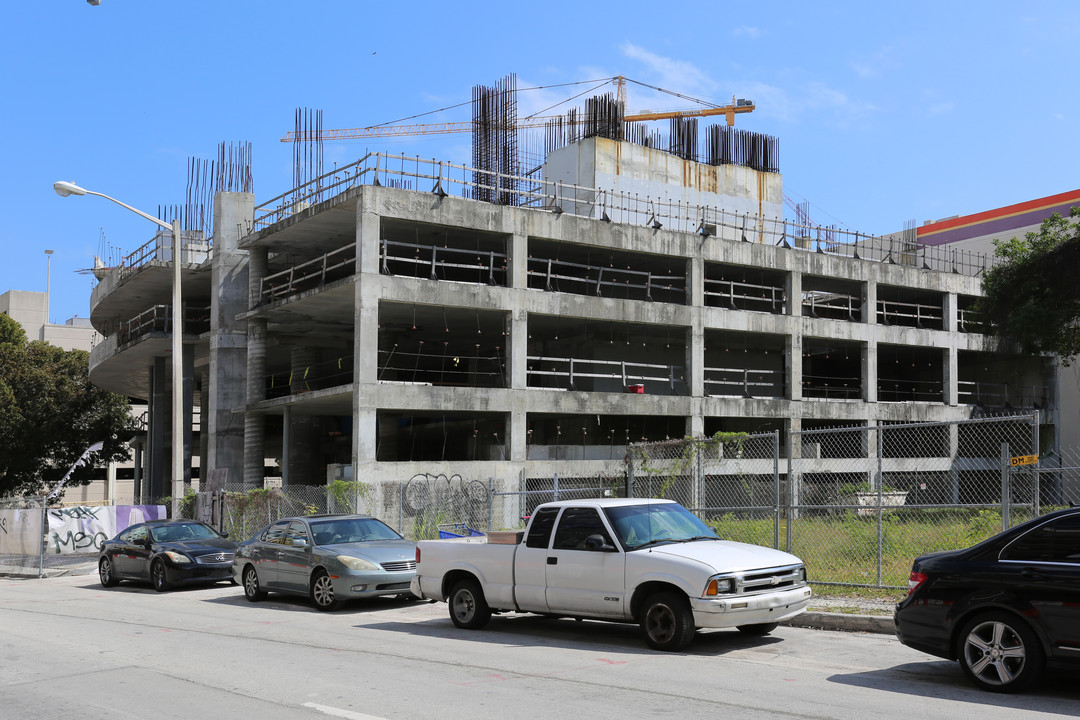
[526,355,684,393]
[252,152,996,278]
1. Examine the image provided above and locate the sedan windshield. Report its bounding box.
[603,504,719,550]
[149,522,221,543]
[309,518,404,545]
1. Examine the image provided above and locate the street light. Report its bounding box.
[53,180,185,519]
[44,249,54,325]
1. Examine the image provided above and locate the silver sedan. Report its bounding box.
[232,514,417,611]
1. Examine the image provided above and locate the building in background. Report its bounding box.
[0,289,98,352]
[908,189,1080,457]
[78,79,1059,521]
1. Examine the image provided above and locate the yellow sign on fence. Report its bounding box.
[1009,454,1039,467]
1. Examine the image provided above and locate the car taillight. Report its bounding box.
[907,571,928,595]
[415,546,421,564]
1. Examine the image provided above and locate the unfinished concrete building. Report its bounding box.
[82,81,1051,510]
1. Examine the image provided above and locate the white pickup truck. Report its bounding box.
[410,498,811,651]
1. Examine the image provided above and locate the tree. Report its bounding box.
[979,208,1080,365]
[0,313,139,498]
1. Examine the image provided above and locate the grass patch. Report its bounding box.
[706,509,1019,588]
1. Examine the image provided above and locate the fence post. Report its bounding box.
[626,447,635,498]
[488,478,494,531]
[38,495,47,579]
[1000,442,1010,531]
[785,431,794,553]
[875,425,883,588]
[1032,412,1041,516]
[553,472,559,501]
[772,431,780,550]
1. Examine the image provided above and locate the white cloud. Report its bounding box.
[927,102,954,116]
[620,42,718,97]
[732,26,762,39]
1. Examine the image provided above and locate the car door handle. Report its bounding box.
[1021,568,1046,579]
[547,557,557,565]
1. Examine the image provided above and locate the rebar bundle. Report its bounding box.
[705,125,779,172]
[217,141,253,194]
[293,108,324,203]
[584,93,624,141]
[669,117,698,161]
[471,74,519,205]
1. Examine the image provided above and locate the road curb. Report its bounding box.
[784,610,895,635]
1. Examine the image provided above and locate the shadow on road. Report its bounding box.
[828,660,1080,712]
[363,611,787,656]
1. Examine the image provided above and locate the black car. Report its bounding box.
[894,507,1080,692]
[98,520,238,592]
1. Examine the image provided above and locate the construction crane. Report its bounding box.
[280,76,755,143]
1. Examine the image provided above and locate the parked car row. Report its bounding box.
[96,503,1080,694]
[97,514,418,610]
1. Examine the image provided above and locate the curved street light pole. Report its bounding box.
[54,181,185,519]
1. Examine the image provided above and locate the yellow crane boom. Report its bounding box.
[281,77,754,142]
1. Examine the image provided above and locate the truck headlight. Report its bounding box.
[704,576,735,596]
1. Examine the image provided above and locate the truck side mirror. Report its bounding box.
[585,534,616,552]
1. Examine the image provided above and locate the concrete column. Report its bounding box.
[786,334,803,401]
[509,231,527,289]
[688,257,705,400]
[508,309,527,389]
[198,370,209,489]
[243,317,266,487]
[943,292,958,333]
[943,293,959,407]
[148,357,166,499]
[206,191,254,491]
[183,343,195,487]
[287,346,319,485]
[353,192,380,472]
[786,270,801,317]
[248,247,267,308]
[944,346,958,406]
[864,280,877,324]
[509,409,527,462]
[863,341,878,403]
[132,439,144,504]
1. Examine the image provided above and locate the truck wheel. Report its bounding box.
[737,622,779,636]
[449,579,491,629]
[640,591,695,651]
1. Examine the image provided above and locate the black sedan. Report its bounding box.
[98,520,238,592]
[895,507,1080,692]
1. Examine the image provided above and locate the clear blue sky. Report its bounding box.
[3,1,1078,325]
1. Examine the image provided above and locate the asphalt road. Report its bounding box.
[1,574,1077,720]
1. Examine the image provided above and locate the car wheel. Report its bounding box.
[449,579,491,629]
[98,556,119,588]
[310,570,343,611]
[242,565,267,602]
[150,559,170,592]
[737,622,779,636]
[640,591,695,651]
[958,611,1045,693]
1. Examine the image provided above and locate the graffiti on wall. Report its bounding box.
[45,505,166,555]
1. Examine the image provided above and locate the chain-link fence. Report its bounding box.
[625,414,1045,589]
[0,495,46,576]
[4,413,1059,587]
